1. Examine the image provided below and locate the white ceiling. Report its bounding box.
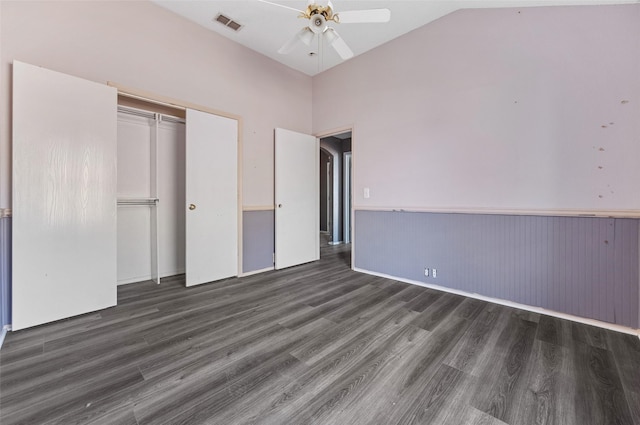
[153,0,637,76]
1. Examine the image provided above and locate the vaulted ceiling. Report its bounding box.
[153,0,637,76]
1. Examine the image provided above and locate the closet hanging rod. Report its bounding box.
[117,105,186,123]
[117,105,156,119]
[117,198,159,206]
[118,91,186,112]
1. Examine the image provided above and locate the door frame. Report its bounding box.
[108,82,244,279]
[343,151,352,244]
[326,155,332,235]
[315,126,354,266]
[318,148,332,234]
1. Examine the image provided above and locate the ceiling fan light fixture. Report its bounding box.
[298,28,315,46]
[323,26,337,44]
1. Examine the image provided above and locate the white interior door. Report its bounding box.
[185,109,238,286]
[275,128,319,269]
[12,61,117,330]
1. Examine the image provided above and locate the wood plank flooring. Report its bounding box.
[1,243,639,424]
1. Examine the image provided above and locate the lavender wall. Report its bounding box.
[243,210,275,274]
[0,214,11,328]
[355,210,639,328]
[313,4,640,214]
[0,0,312,210]
[311,4,640,329]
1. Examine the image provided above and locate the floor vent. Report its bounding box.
[215,14,242,32]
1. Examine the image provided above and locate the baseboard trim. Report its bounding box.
[118,276,152,286]
[118,269,186,286]
[0,326,7,349]
[240,266,275,277]
[353,267,640,337]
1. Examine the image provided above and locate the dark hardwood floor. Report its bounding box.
[1,242,639,424]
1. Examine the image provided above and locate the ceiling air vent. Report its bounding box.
[214,13,242,32]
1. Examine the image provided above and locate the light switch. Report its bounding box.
[364,187,370,199]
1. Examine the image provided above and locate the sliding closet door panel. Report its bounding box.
[185,109,238,287]
[158,120,186,277]
[117,113,153,284]
[12,61,117,330]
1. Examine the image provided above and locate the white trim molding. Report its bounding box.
[354,267,640,337]
[353,205,640,219]
[0,326,8,349]
[240,266,274,277]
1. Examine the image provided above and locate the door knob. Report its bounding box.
[189,204,196,210]
[278,204,283,208]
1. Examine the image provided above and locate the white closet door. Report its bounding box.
[185,109,238,286]
[12,61,117,330]
[275,128,319,269]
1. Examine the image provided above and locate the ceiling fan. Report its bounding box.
[259,0,391,60]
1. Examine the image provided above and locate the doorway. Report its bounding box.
[319,131,352,256]
[319,149,332,235]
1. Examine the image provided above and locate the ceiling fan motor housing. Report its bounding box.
[274,0,387,61]
[305,2,336,23]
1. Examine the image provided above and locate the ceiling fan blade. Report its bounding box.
[278,29,303,54]
[323,28,353,60]
[336,9,391,24]
[257,0,304,14]
[278,27,314,54]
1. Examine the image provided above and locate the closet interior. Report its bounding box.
[116,101,186,285]
[116,94,239,288]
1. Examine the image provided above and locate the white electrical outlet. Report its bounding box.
[424,267,429,277]
[433,268,437,278]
